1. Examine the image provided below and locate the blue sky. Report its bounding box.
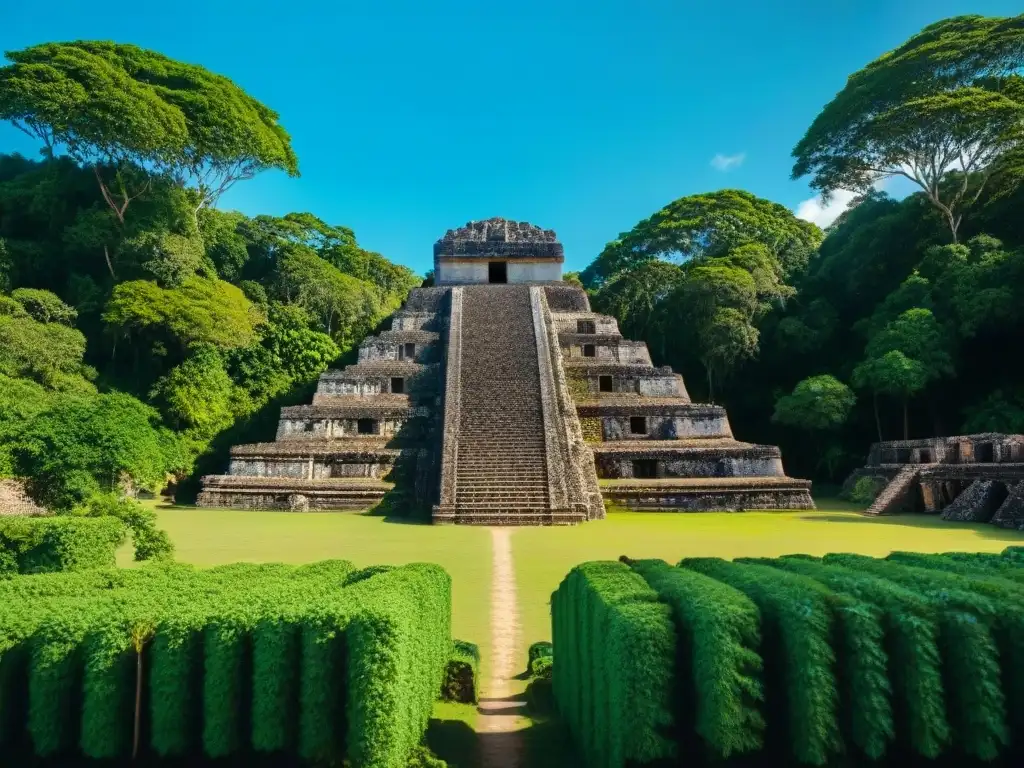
[1,0,1019,276]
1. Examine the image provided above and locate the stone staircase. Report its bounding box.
[866,465,920,515]
[451,286,553,523]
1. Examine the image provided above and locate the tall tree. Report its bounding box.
[583,189,822,286]
[0,41,298,225]
[792,14,1024,241]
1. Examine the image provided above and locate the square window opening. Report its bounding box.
[599,375,613,393]
[582,344,596,358]
[633,459,657,479]
[402,343,416,360]
[390,377,405,394]
[357,418,376,435]
[577,319,596,334]
[629,416,648,435]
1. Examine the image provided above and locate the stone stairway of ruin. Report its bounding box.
[866,465,920,515]
[451,286,553,523]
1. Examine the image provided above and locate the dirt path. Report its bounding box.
[476,527,526,767]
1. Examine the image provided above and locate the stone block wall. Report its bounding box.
[551,313,620,336]
[597,453,784,479]
[600,412,731,441]
[562,339,651,364]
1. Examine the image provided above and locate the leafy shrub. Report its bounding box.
[551,560,675,768]
[441,639,478,704]
[680,557,841,765]
[0,516,125,575]
[0,559,452,766]
[628,558,765,760]
[527,640,552,672]
[850,476,882,505]
[529,655,552,680]
[765,556,950,758]
[74,494,173,561]
[832,552,1019,757]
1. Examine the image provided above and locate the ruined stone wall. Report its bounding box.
[600,412,731,440]
[570,368,687,398]
[276,415,416,440]
[551,313,620,336]
[543,284,590,312]
[562,340,651,364]
[436,287,462,512]
[603,485,815,511]
[598,454,784,479]
[533,287,605,520]
[507,261,562,283]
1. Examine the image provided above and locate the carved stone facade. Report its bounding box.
[842,434,1024,529]
[201,219,812,520]
[434,217,563,285]
[197,289,448,511]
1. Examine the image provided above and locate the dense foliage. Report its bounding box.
[0,559,451,765]
[0,515,124,574]
[581,13,1024,483]
[551,547,1024,767]
[0,43,419,509]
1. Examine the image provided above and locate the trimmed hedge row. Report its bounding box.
[550,546,1024,767]
[0,516,125,575]
[0,559,452,767]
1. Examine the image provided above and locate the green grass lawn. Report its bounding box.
[135,498,1024,681]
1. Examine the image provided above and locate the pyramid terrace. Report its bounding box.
[199,218,813,523]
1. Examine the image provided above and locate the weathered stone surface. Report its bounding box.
[198,286,446,511]
[942,479,1008,522]
[0,479,48,516]
[992,482,1024,530]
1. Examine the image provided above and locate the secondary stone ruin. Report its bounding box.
[199,218,813,522]
[843,433,1024,529]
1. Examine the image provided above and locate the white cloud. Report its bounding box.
[710,152,746,172]
[795,178,895,228]
[794,189,859,228]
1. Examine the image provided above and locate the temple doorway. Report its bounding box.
[488,261,507,283]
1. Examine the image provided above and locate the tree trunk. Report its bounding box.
[706,368,714,404]
[873,392,883,442]
[133,647,143,758]
[903,399,909,441]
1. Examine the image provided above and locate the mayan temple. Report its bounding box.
[198,218,813,523]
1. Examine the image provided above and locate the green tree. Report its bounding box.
[0,41,298,222]
[0,294,96,391]
[792,14,1024,241]
[149,344,240,441]
[773,375,856,431]
[697,308,759,403]
[852,351,928,441]
[104,276,262,353]
[585,189,822,285]
[10,287,77,324]
[12,392,183,509]
[773,375,856,479]
[275,249,385,352]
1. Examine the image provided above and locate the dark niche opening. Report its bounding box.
[976,442,994,462]
[488,261,508,283]
[599,375,614,393]
[582,344,596,358]
[577,319,596,334]
[400,342,416,360]
[633,459,658,479]
[629,416,648,435]
[390,377,405,394]
[357,418,376,435]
